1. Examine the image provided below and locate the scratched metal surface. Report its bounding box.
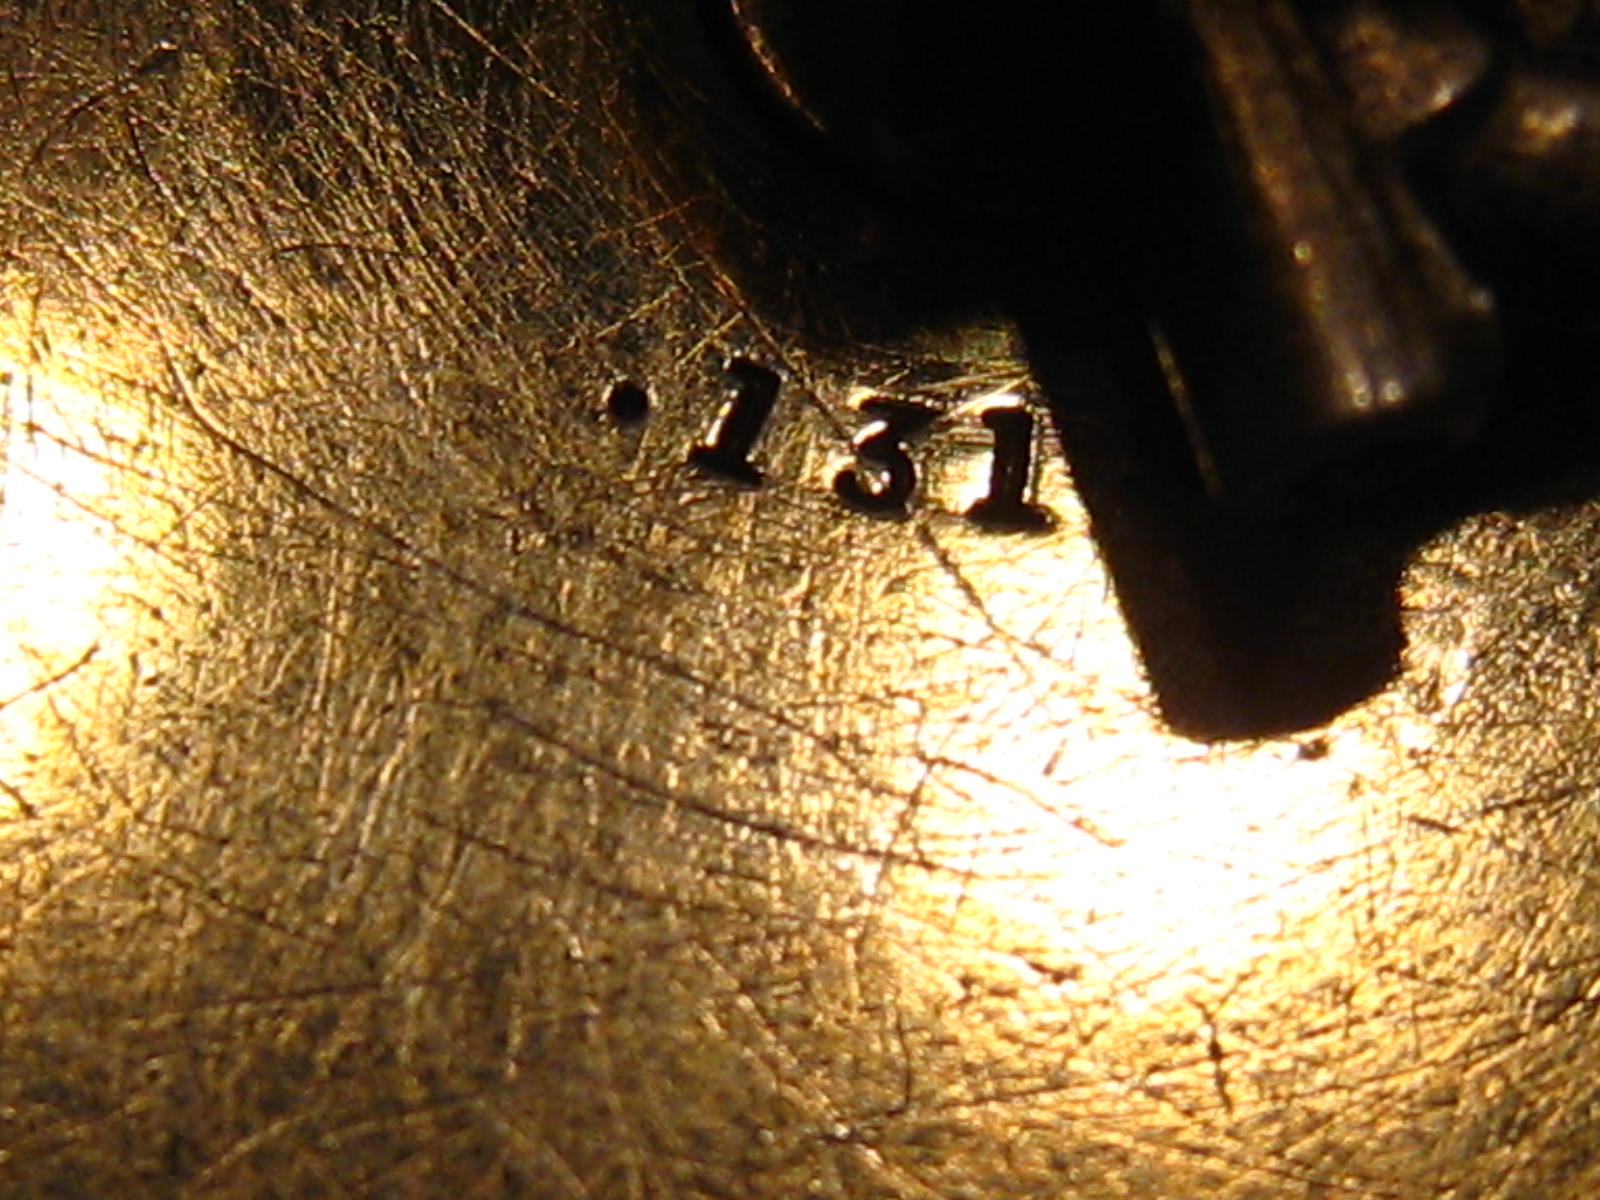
[4,2,1600,1197]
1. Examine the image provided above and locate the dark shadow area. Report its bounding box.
[1021,302,1415,739]
[618,0,1600,739]
[1024,265,1600,738]
[620,2,1418,737]
[227,0,1600,739]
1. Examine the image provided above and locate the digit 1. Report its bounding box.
[833,398,938,517]
[688,357,780,486]
[966,407,1051,531]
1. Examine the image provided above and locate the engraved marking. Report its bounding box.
[966,406,1051,532]
[605,355,1052,531]
[605,379,651,427]
[833,398,938,517]
[688,357,780,486]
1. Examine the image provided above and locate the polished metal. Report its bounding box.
[5,3,1600,1198]
[1150,0,1498,505]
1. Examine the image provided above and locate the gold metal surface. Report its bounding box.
[3,3,1600,1198]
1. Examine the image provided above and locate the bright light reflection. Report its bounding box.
[867,451,1435,1012]
[0,358,143,809]
[896,715,1413,1011]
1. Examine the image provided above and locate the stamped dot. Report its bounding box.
[605,379,650,427]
